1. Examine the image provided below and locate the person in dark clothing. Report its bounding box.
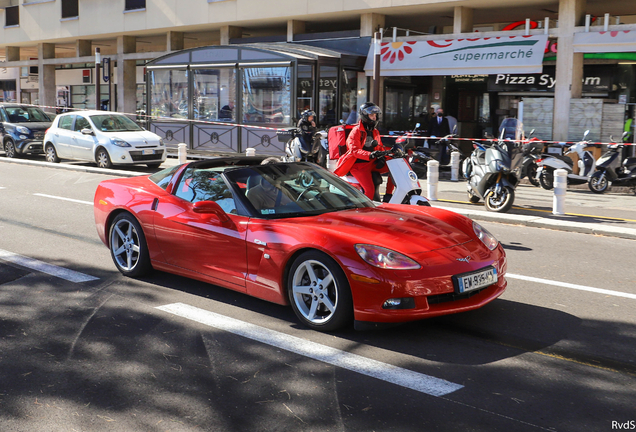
[297,110,317,152]
[428,108,451,138]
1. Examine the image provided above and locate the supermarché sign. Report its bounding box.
[364,35,548,76]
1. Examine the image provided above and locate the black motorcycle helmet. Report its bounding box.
[300,110,316,123]
[359,102,381,129]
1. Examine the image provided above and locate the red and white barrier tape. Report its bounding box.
[15,103,636,146]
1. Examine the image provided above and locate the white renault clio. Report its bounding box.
[43,111,166,169]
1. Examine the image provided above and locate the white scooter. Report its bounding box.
[281,129,328,168]
[330,148,430,206]
[535,130,595,190]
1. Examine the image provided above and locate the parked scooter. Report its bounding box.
[392,123,435,178]
[588,132,636,194]
[462,130,524,213]
[279,129,328,168]
[519,132,542,187]
[534,130,596,190]
[332,147,430,206]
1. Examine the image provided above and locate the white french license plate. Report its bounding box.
[455,267,497,293]
[142,149,155,155]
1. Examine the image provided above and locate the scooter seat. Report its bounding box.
[550,154,574,165]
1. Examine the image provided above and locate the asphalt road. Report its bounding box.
[0,162,635,432]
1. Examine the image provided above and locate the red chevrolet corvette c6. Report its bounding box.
[94,157,507,331]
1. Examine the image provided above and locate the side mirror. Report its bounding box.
[415,123,421,129]
[583,130,590,140]
[81,128,94,135]
[192,200,230,223]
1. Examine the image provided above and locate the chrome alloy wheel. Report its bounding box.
[291,259,338,325]
[111,218,142,272]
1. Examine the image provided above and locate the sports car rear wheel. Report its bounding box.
[109,213,152,277]
[288,251,352,331]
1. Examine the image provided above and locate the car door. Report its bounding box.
[152,166,248,291]
[71,114,97,161]
[52,115,75,159]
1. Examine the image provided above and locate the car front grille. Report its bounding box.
[129,149,164,161]
[426,287,487,305]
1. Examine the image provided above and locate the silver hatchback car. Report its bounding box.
[43,111,166,168]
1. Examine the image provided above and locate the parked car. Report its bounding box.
[43,110,166,169]
[0,104,53,158]
[94,157,507,332]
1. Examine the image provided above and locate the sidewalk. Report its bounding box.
[2,155,636,240]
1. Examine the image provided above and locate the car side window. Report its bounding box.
[74,116,91,132]
[174,168,237,214]
[58,115,75,130]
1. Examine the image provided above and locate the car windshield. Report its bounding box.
[225,162,374,219]
[90,114,144,132]
[5,106,51,123]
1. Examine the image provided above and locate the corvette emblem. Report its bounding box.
[456,256,471,263]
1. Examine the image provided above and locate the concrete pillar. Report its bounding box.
[552,0,586,142]
[76,40,92,58]
[38,43,56,111]
[453,6,473,34]
[116,36,137,115]
[360,13,385,37]
[6,46,20,62]
[287,20,306,42]
[167,31,184,51]
[220,26,242,45]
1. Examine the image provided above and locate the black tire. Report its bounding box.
[588,171,610,194]
[45,143,60,163]
[5,140,18,158]
[527,164,540,187]
[485,186,515,213]
[146,162,162,169]
[96,147,113,169]
[539,169,554,190]
[108,213,152,277]
[287,250,353,332]
[467,191,480,203]
[261,156,283,165]
[316,145,328,168]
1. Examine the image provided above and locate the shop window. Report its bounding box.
[341,70,362,125]
[242,67,291,124]
[5,6,19,27]
[297,64,314,119]
[318,65,338,126]
[61,0,79,19]
[149,69,189,119]
[125,0,146,11]
[70,85,109,110]
[193,68,237,122]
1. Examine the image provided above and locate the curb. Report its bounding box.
[434,204,636,240]
[0,156,143,178]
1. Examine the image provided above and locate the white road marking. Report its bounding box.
[156,302,464,397]
[0,249,99,283]
[507,273,636,300]
[33,193,92,206]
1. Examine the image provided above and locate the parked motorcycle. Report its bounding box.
[279,128,328,168]
[334,147,430,206]
[462,131,524,213]
[535,130,596,190]
[519,132,542,187]
[394,123,459,178]
[588,132,636,194]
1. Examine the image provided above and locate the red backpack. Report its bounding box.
[327,124,356,160]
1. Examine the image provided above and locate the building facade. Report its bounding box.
[0,0,635,154]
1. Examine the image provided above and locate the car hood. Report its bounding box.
[107,131,161,147]
[13,122,51,131]
[289,206,475,254]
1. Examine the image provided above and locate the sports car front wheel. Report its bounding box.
[109,213,152,277]
[288,251,352,332]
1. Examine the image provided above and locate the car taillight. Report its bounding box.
[45,128,49,134]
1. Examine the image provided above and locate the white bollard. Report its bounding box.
[450,151,460,182]
[245,148,256,157]
[178,143,187,164]
[426,160,439,201]
[553,168,567,215]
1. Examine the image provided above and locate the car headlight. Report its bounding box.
[159,138,164,146]
[355,244,421,270]
[473,221,498,250]
[16,126,30,134]
[110,137,131,147]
